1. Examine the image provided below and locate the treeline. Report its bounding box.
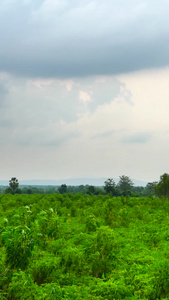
[1,173,169,198]
[0,175,152,197]
[0,183,147,197]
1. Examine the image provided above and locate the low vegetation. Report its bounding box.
[0,193,169,299]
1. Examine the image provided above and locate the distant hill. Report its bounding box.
[0,177,148,187]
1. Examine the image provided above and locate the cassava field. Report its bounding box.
[0,194,169,299]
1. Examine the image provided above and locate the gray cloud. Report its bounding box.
[0,81,7,95]
[1,0,169,78]
[0,75,125,147]
[0,80,8,107]
[0,119,13,128]
[41,131,80,147]
[123,132,153,144]
[12,126,80,147]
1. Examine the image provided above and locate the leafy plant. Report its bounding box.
[1,225,34,270]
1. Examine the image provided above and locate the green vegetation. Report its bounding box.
[2,173,169,197]
[156,173,169,198]
[0,175,153,196]
[9,177,19,194]
[0,193,169,299]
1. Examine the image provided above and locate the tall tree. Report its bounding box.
[87,185,97,195]
[58,184,68,194]
[9,177,19,194]
[156,173,169,198]
[146,182,158,196]
[117,175,134,193]
[104,178,118,196]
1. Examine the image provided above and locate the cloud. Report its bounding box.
[1,68,169,182]
[123,132,153,144]
[0,79,9,107]
[0,81,7,96]
[1,0,169,78]
[0,119,13,128]
[93,130,115,139]
[11,121,80,147]
[0,74,127,147]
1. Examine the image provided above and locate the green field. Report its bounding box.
[0,194,169,299]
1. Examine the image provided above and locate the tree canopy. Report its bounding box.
[104,178,118,196]
[9,177,19,194]
[156,173,169,198]
[117,175,134,194]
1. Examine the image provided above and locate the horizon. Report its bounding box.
[0,176,153,187]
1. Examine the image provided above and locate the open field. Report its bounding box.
[0,194,169,299]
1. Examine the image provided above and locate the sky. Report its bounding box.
[1,0,169,183]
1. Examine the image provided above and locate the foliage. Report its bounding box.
[0,193,169,299]
[58,184,68,194]
[117,175,134,194]
[146,181,158,196]
[9,177,19,194]
[0,179,152,197]
[104,178,119,196]
[156,173,169,198]
[1,225,34,270]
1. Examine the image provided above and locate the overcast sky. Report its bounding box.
[1,0,169,183]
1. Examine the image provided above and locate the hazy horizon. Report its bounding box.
[0,176,151,188]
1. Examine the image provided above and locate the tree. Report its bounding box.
[9,177,19,194]
[58,184,68,194]
[117,175,134,194]
[3,187,13,194]
[77,185,87,194]
[86,185,102,195]
[104,178,118,196]
[87,185,96,195]
[156,173,169,198]
[146,182,158,196]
